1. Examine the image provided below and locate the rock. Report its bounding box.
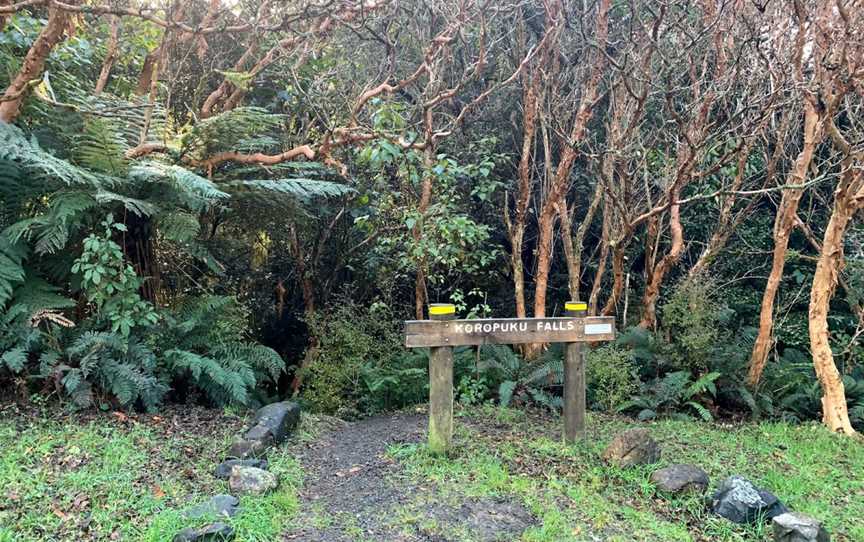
[226,433,273,459]
[650,464,709,493]
[182,494,240,520]
[711,476,788,524]
[252,401,301,444]
[228,465,278,495]
[772,512,830,542]
[215,459,268,480]
[601,428,661,467]
[173,522,234,542]
[226,401,300,458]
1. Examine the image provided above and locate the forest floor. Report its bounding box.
[1,402,862,542]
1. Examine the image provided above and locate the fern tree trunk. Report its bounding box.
[121,211,161,304]
[0,1,76,123]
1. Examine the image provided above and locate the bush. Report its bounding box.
[300,299,410,415]
[659,274,731,373]
[586,344,639,412]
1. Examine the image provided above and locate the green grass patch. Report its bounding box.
[0,407,304,541]
[388,405,864,541]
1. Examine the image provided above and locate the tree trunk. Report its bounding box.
[505,56,539,318]
[0,0,11,32]
[413,147,435,319]
[587,194,610,313]
[509,220,527,318]
[94,16,120,95]
[808,172,862,435]
[121,211,161,305]
[565,181,603,301]
[601,241,628,316]
[747,103,823,387]
[533,205,557,318]
[0,2,75,123]
[638,187,684,329]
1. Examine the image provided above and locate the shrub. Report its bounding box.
[659,274,730,373]
[471,344,564,412]
[300,299,407,415]
[618,371,721,421]
[586,344,639,412]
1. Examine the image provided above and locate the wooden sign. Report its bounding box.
[406,302,616,455]
[404,316,615,348]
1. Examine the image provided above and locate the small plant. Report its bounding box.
[301,299,406,414]
[72,215,158,336]
[470,344,563,412]
[360,349,428,413]
[618,371,722,421]
[586,344,640,412]
[456,373,490,405]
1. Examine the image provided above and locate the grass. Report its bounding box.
[0,404,303,541]
[1,402,862,541]
[386,404,864,542]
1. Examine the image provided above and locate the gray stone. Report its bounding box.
[228,465,278,495]
[226,433,273,459]
[251,401,300,444]
[182,494,239,520]
[215,459,268,480]
[650,464,709,493]
[711,476,788,524]
[601,428,661,467]
[173,522,234,542]
[772,512,830,542]
[226,401,300,458]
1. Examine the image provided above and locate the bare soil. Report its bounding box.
[283,411,536,541]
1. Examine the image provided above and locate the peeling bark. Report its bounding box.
[0,1,76,123]
[93,16,120,95]
[747,103,823,387]
[808,167,862,435]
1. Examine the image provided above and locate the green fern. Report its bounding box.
[227,178,354,204]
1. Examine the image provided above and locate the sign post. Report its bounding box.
[564,300,587,443]
[405,303,615,454]
[427,303,456,455]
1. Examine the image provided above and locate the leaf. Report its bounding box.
[637,408,657,421]
[1,348,27,373]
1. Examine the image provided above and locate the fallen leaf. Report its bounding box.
[152,485,165,499]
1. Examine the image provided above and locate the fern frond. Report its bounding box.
[129,162,229,211]
[0,235,27,306]
[227,179,354,204]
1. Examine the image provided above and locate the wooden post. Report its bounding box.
[564,300,587,443]
[427,303,455,454]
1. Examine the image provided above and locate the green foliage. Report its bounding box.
[360,348,429,413]
[300,300,407,415]
[618,371,722,421]
[659,275,731,373]
[470,344,563,412]
[586,344,640,412]
[42,331,168,410]
[156,295,285,407]
[72,215,159,336]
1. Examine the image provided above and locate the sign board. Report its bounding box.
[404,316,615,348]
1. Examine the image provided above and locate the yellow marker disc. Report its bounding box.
[429,304,456,315]
[565,302,588,311]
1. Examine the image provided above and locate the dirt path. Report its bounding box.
[283,412,535,541]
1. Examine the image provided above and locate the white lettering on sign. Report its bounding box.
[533,320,576,332]
[454,321,529,334]
[585,323,613,335]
